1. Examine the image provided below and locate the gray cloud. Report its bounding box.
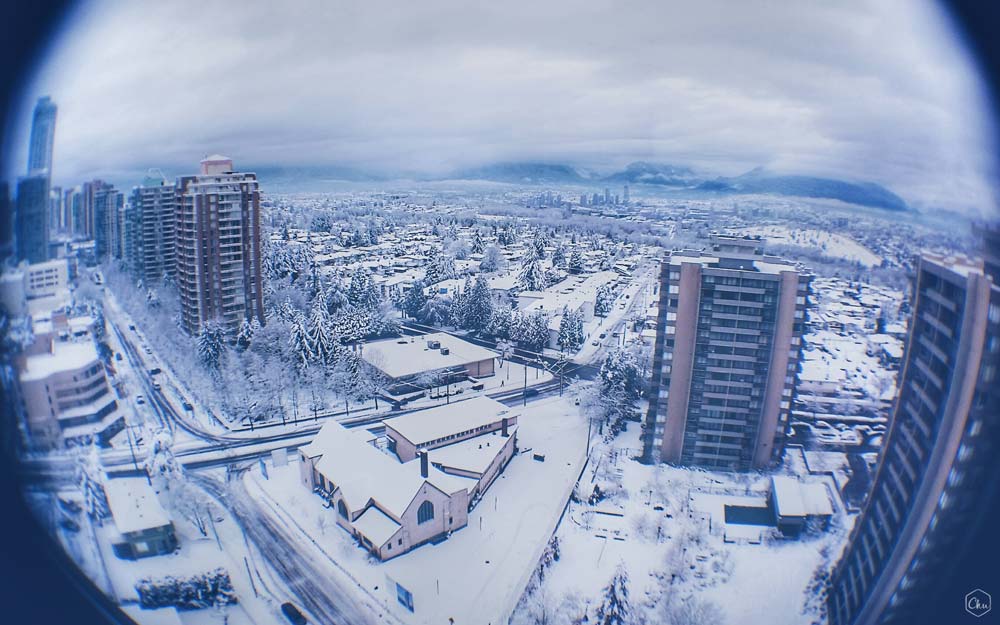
[3,0,997,215]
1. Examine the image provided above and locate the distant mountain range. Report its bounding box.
[447,161,910,211]
[250,160,909,212]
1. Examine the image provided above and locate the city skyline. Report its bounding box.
[2,0,997,217]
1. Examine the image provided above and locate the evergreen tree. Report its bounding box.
[517,311,550,351]
[487,304,515,339]
[595,284,614,317]
[424,247,457,285]
[517,257,546,292]
[557,306,584,352]
[598,348,644,422]
[235,317,257,351]
[347,269,381,312]
[569,249,585,274]
[419,296,452,326]
[288,311,313,374]
[463,276,494,332]
[594,564,630,625]
[532,234,546,259]
[402,280,429,319]
[307,297,338,367]
[552,243,566,267]
[197,321,228,372]
[471,230,486,254]
[450,287,469,328]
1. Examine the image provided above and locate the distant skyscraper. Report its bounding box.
[26,96,57,176]
[127,172,177,284]
[175,155,264,334]
[623,184,630,205]
[827,251,1000,625]
[93,182,123,260]
[643,235,811,469]
[579,194,587,207]
[604,187,611,204]
[48,186,63,233]
[15,176,50,264]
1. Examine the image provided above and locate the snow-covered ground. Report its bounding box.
[510,424,853,625]
[246,394,588,625]
[744,225,883,267]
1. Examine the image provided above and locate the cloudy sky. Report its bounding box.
[3,0,997,215]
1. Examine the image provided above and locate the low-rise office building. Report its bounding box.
[361,332,497,395]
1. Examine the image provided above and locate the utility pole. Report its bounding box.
[523,365,527,407]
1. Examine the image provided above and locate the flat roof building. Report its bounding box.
[361,332,497,394]
[104,478,178,560]
[175,156,264,334]
[643,235,811,470]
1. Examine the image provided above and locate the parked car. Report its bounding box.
[135,395,145,405]
[148,367,161,375]
[115,353,122,361]
[281,602,308,625]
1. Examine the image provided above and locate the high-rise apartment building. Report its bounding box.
[15,176,50,264]
[175,155,264,335]
[0,182,11,260]
[26,96,57,176]
[642,235,811,470]
[93,182,123,261]
[127,173,177,284]
[827,251,1000,625]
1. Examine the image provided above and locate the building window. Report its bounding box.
[338,499,349,519]
[417,500,434,524]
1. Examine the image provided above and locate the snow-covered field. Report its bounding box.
[744,225,882,267]
[246,394,588,625]
[509,425,853,625]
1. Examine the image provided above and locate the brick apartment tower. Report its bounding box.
[126,172,177,285]
[175,155,264,335]
[643,235,811,470]
[827,244,1000,625]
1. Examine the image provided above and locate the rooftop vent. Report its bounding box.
[440,347,450,355]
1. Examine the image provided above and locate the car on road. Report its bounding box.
[135,395,145,405]
[280,602,308,625]
[182,401,194,411]
[599,332,607,339]
[592,340,599,346]
[148,368,161,375]
[152,382,161,391]
[523,388,539,398]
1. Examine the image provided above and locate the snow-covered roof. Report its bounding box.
[302,422,468,519]
[362,332,497,379]
[352,506,401,547]
[383,396,514,447]
[428,426,518,475]
[104,478,172,535]
[19,340,100,382]
[771,476,833,518]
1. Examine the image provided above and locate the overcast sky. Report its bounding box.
[3,0,997,215]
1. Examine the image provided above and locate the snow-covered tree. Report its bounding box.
[516,311,550,351]
[347,269,381,312]
[402,280,429,319]
[76,441,110,521]
[288,311,313,374]
[424,248,457,285]
[197,320,228,372]
[463,276,494,332]
[235,317,259,351]
[307,297,340,367]
[552,243,566,267]
[665,596,726,625]
[557,306,584,352]
[598,348,644,424]
[569,249,585,274]
[480,245,503,273]
[517,257,546,292]
[532,234,547,259]
[418,296,452,326]
[595,284,614,317]
[471,230,486,254]
[487,305,516,340]
[595,564,630,625]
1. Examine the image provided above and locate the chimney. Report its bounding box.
[501,417,509,437]
[419,451,428,478]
